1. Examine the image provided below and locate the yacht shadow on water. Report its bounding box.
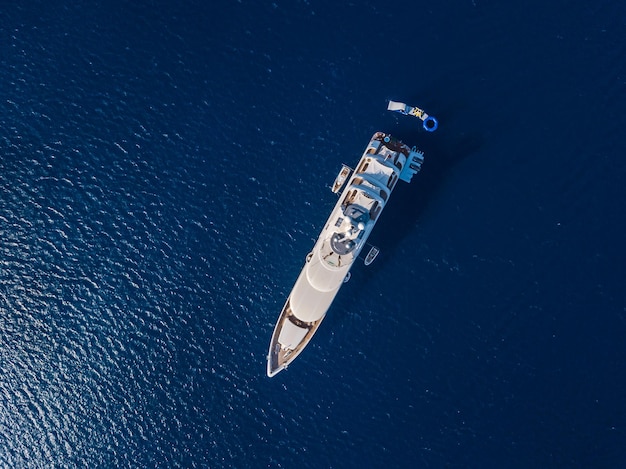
[361,121,484,273]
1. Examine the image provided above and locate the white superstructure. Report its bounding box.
[267,131,425,377]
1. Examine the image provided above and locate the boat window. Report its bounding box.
[370,201,378,220]
[342,189,355,206]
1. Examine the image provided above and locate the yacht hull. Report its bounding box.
[267,132,424,377]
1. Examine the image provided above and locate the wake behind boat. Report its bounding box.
[267,130,426,377]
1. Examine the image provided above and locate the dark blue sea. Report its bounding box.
[2,1,625,467]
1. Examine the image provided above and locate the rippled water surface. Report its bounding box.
[1,1,625,467]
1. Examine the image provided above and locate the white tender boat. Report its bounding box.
[331,164,352,194]
[267,131,425,377]
[387,100,439,132]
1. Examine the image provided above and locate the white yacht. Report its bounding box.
[267,131,426,377]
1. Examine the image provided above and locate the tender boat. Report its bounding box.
[363,246,379,266]
[331,164,352,193]
[387,100,439,132]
